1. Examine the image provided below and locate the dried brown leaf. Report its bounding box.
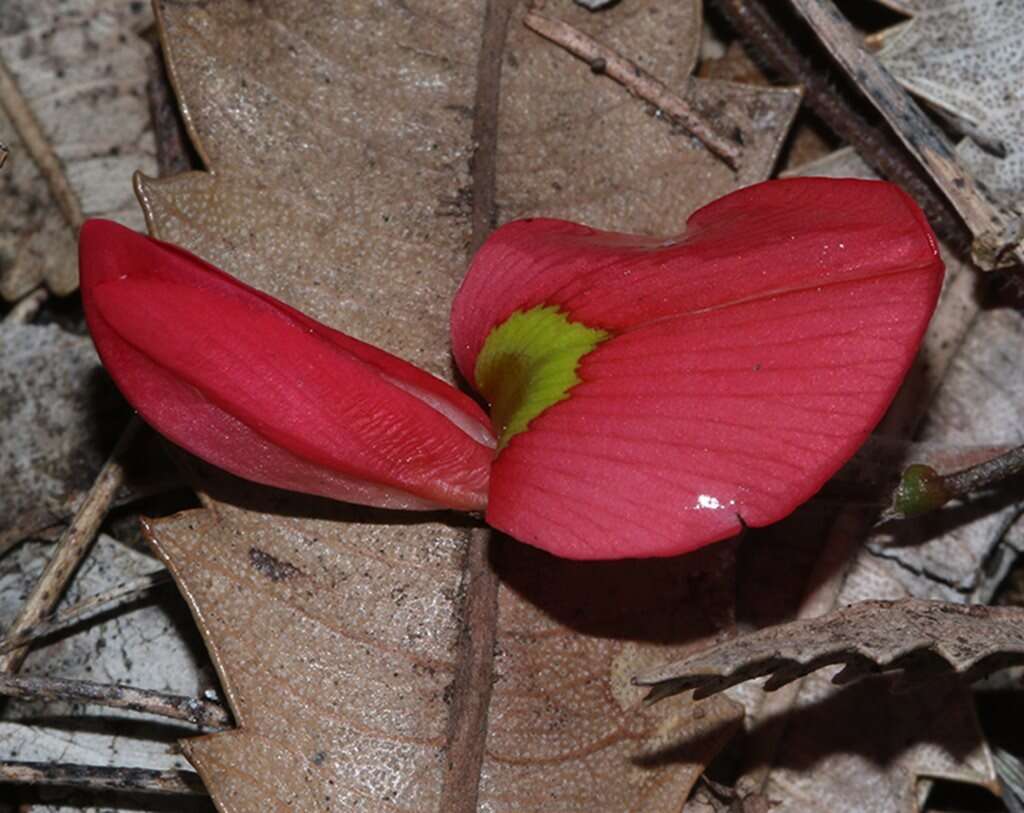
[148,501,481,810]
[637,598,1024,701]
[480,543,744,812]
[129,1,802,809]
[494,2,801,229]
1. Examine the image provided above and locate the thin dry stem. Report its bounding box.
[882,442,1024,523]
[0,140,8,168]
[437,2,517,806]
[0,673,229,729]
[942,443,1024,497]
[0,418,140,673]
[523,11,741,169]
[441,529,501,812]
[787,0,1022,269]
[0,571,171,655]
[4,287,49,324]
[0,57,83,231]
[0,761,206,796]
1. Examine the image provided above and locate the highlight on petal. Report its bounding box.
[452,178,945,560]
[81,220,495,512]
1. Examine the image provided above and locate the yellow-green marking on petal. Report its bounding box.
[475,305,609,450]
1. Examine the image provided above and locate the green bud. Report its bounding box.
[889,463,951,519]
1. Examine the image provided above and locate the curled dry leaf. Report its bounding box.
[876,0,1024,212]
[131,0,804,809]
[0,0,157,299]
[736,147,1000,811]
[636,599,1024,702]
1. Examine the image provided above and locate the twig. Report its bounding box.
[787,0,1022,269]
[0,57,83,230]
[468,0,519,254]
[883,443,1024,522]
[710,0,969,250]
[943,443,1024,496]
[0,761,206,796]
[440,529,501,812]
[0,571,171,654]
[439,3,517,807]
[523,11,742,169]
[0,673,229,729]
[3,287,49,324]
[0,418,140,673]
[0,141,8,168]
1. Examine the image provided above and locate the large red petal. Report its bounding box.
[452,178,944,558]
[82,220,493,511]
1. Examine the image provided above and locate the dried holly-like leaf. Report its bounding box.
[876,0,1024,210]
[133,0,800,809]
[480,543,743,811]
[637,599,1024,701]
[0,0,157,299]
[494,0,801,232]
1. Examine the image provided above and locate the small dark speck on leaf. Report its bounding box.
[249,547,302,582]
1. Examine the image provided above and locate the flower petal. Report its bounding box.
[82,220,494,511]
[452,178,944,559]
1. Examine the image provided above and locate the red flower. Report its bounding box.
[451,178,944,559]
[80,220,494,512]
[81,178,943,560]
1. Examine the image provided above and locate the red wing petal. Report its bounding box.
[452,178,944,559]
[452,178,939,385]
[82,220,493,511]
